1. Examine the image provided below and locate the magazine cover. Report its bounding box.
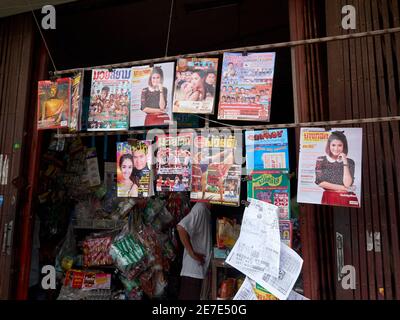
[245,129,289,173]
[70,71,84,132]
[172,57,219,114]
[130,62,174,127]
[191,134,242,206]
[155,133,193,192]
[38,77,72,130]
[247,170,290,219]
[116,142,135,197]
[217,52,276,121]
[88,68,131,131]
[297,128,362,208]
[128,139,152,197]
[279,220,293,248]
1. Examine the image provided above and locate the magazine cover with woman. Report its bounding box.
[130,62,174,127]
[88,68,131,131]
[172,57,219,114]
[116,140,152,198]
[217,52,276,122]
[297,128,362,208]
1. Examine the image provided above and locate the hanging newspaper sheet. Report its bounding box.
[226,198,281,277]
[173,57,219,114]
[88,68,131,131]
[218,52,276,121]
[190,133,242,206]
[155,133,193,192]
[297,128,362,208]
[130,62,175,127]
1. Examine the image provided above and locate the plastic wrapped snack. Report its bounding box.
[109,234,146,272]
[83,235,113,267]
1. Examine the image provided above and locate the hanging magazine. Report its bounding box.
[130,62,175,127]
[116,140,152,198]
[245,129,289,173]
[155,133,193,192]
[297,128,362,208]
[38,78,72,130]
[88,69,131,131]
[190,133,242,206]
[218,52,276,122]
[247,170,290,219]
[128,139,152,198]
[172,57,219,114]
[70,71,84,132]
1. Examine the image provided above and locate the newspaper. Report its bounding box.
[287,290,310,300]
[242,242,303,300]
[233,277,257,300]
[226,198,280,277]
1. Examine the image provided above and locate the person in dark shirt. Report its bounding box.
[315,131,359,207]
[141,66,170,126]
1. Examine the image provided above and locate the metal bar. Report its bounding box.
[53,27,400,76]
[53,115,400,138]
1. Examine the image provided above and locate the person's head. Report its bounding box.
[260,89,265,95]
[191,71,205,89]
[185,71,192,81]
[221,96,226,102]
[325,131,349,159]
[235,87,240,93]
[50,83,58,97]
[205,72,216,86]
[175,176,180,183]
[132,142,148,170]
[240,87,245,94]
[148,66,164,87]
[119,154,133,181]
[101,86,110,99]
[228,86,233,92]
[222,86,227,92]
[227,62,234,70]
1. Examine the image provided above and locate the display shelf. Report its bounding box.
[72,219,125,230]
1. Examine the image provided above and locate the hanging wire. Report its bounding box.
[165,0,175,57]
[26,0,58,72]
[193,114,236,128]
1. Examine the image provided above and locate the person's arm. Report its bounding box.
[318,181,348,192]
[341,154,354,188]
[176,225,205,265]
[158,86,166,111]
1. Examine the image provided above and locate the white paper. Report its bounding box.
[287,290,310,300]
[226,198,281,277]
[233,277,257,300]
[247,242,303,300]
[2,155,8,185]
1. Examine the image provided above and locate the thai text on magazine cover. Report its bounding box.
[173,57,218,114]
[218,52,276,121]
[155,133,193,192]
[247,170,290,219]
[190,133,242,206]
[88,68,131,131]
[245,129,289,173]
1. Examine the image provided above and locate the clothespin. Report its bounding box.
[149,62,154,68]
[241,175,252,182]
[241,200,250,207]
[242,51,248,56]
[108,67,113,72]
